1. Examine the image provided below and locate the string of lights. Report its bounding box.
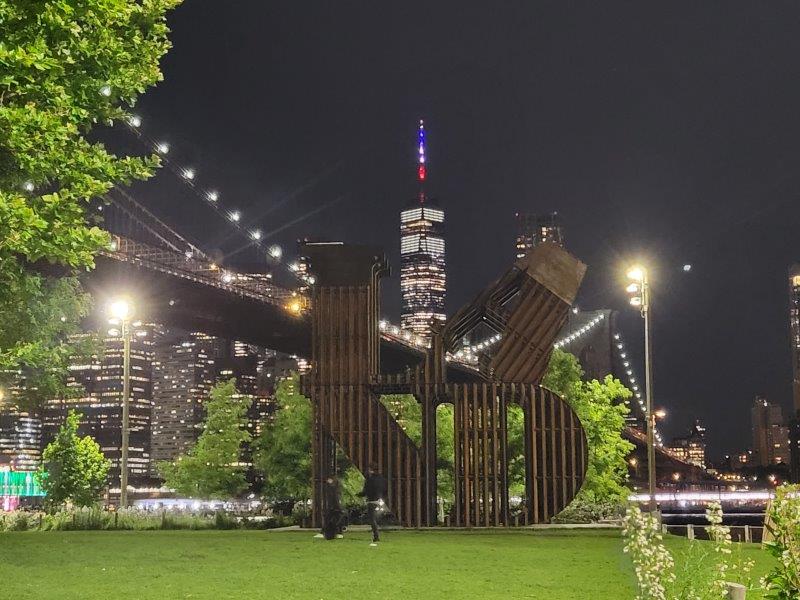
[553,313,605,350]
[612,331,664,446]
[380,310,604,365]
[122,114,298,280]
[379,312,661,443]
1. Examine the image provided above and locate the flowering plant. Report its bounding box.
[762,484,800,599]
[623,505,676,600]
[624,502,755,600]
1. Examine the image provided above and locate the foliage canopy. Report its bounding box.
[159,380,252,500]
[0,0,180,406]
[543,348,634,502]
[37,409,110,508]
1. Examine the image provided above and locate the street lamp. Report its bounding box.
[625,265,658,514]
[109,299,133,509]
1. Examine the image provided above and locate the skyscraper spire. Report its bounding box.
[400,119,446,339]
[417,119,426,203]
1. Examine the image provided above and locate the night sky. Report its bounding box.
[115,1,800,458]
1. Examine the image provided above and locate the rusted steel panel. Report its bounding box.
[520,387,587,525]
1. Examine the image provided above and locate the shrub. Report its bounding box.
[240,514,294,530]
[214,510,239,530]
[3,511,38,531]
[552,494,626,524]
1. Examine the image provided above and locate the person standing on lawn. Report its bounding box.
[358,465,387,547]
[316,475,345,540]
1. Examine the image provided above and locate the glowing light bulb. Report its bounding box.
[182,168,195,180]
[683,264,692,272]
[229,211,241,222]
[156,142,170,154]
[268,245,282,259]
[100,85,112,97]
[109,299,132,321]
[22,181,34,192]
[627,266,645,281]
[251,230,262,241]
[207,191,219,202]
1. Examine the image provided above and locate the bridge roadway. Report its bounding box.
[90,255,481,381]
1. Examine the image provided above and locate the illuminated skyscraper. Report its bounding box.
[789,265,800,481]
[43,324,164,486]
[790,265,800,412]
[514,212,564,259]
[667,421,707,468]
[0,406,41,472]
[751,396,790,467]
[400,120,446,338]
[217,340,278,489]
[0,376,41,472]
[150,332,220,472]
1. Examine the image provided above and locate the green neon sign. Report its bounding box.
[0,470,45,497]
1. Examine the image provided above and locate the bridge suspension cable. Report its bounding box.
[103,187,209,260]
[119,114,307,282]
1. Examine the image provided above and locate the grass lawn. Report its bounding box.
[0,529,775,599]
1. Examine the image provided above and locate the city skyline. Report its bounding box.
[104,1,800,456]
[5,4,800,595]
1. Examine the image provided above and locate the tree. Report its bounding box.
[254,375,313,503]
[0,0,179,405]
[0,0,180,269]
[159,380,252,500]
[0,274,95,407]
[542,349,634,502]
[37,410,110,508]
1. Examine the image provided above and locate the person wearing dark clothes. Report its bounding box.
[358,467,387,546]
[321,475,345,540]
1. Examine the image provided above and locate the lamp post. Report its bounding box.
[626,266,657,514]
[109,299,133,509]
